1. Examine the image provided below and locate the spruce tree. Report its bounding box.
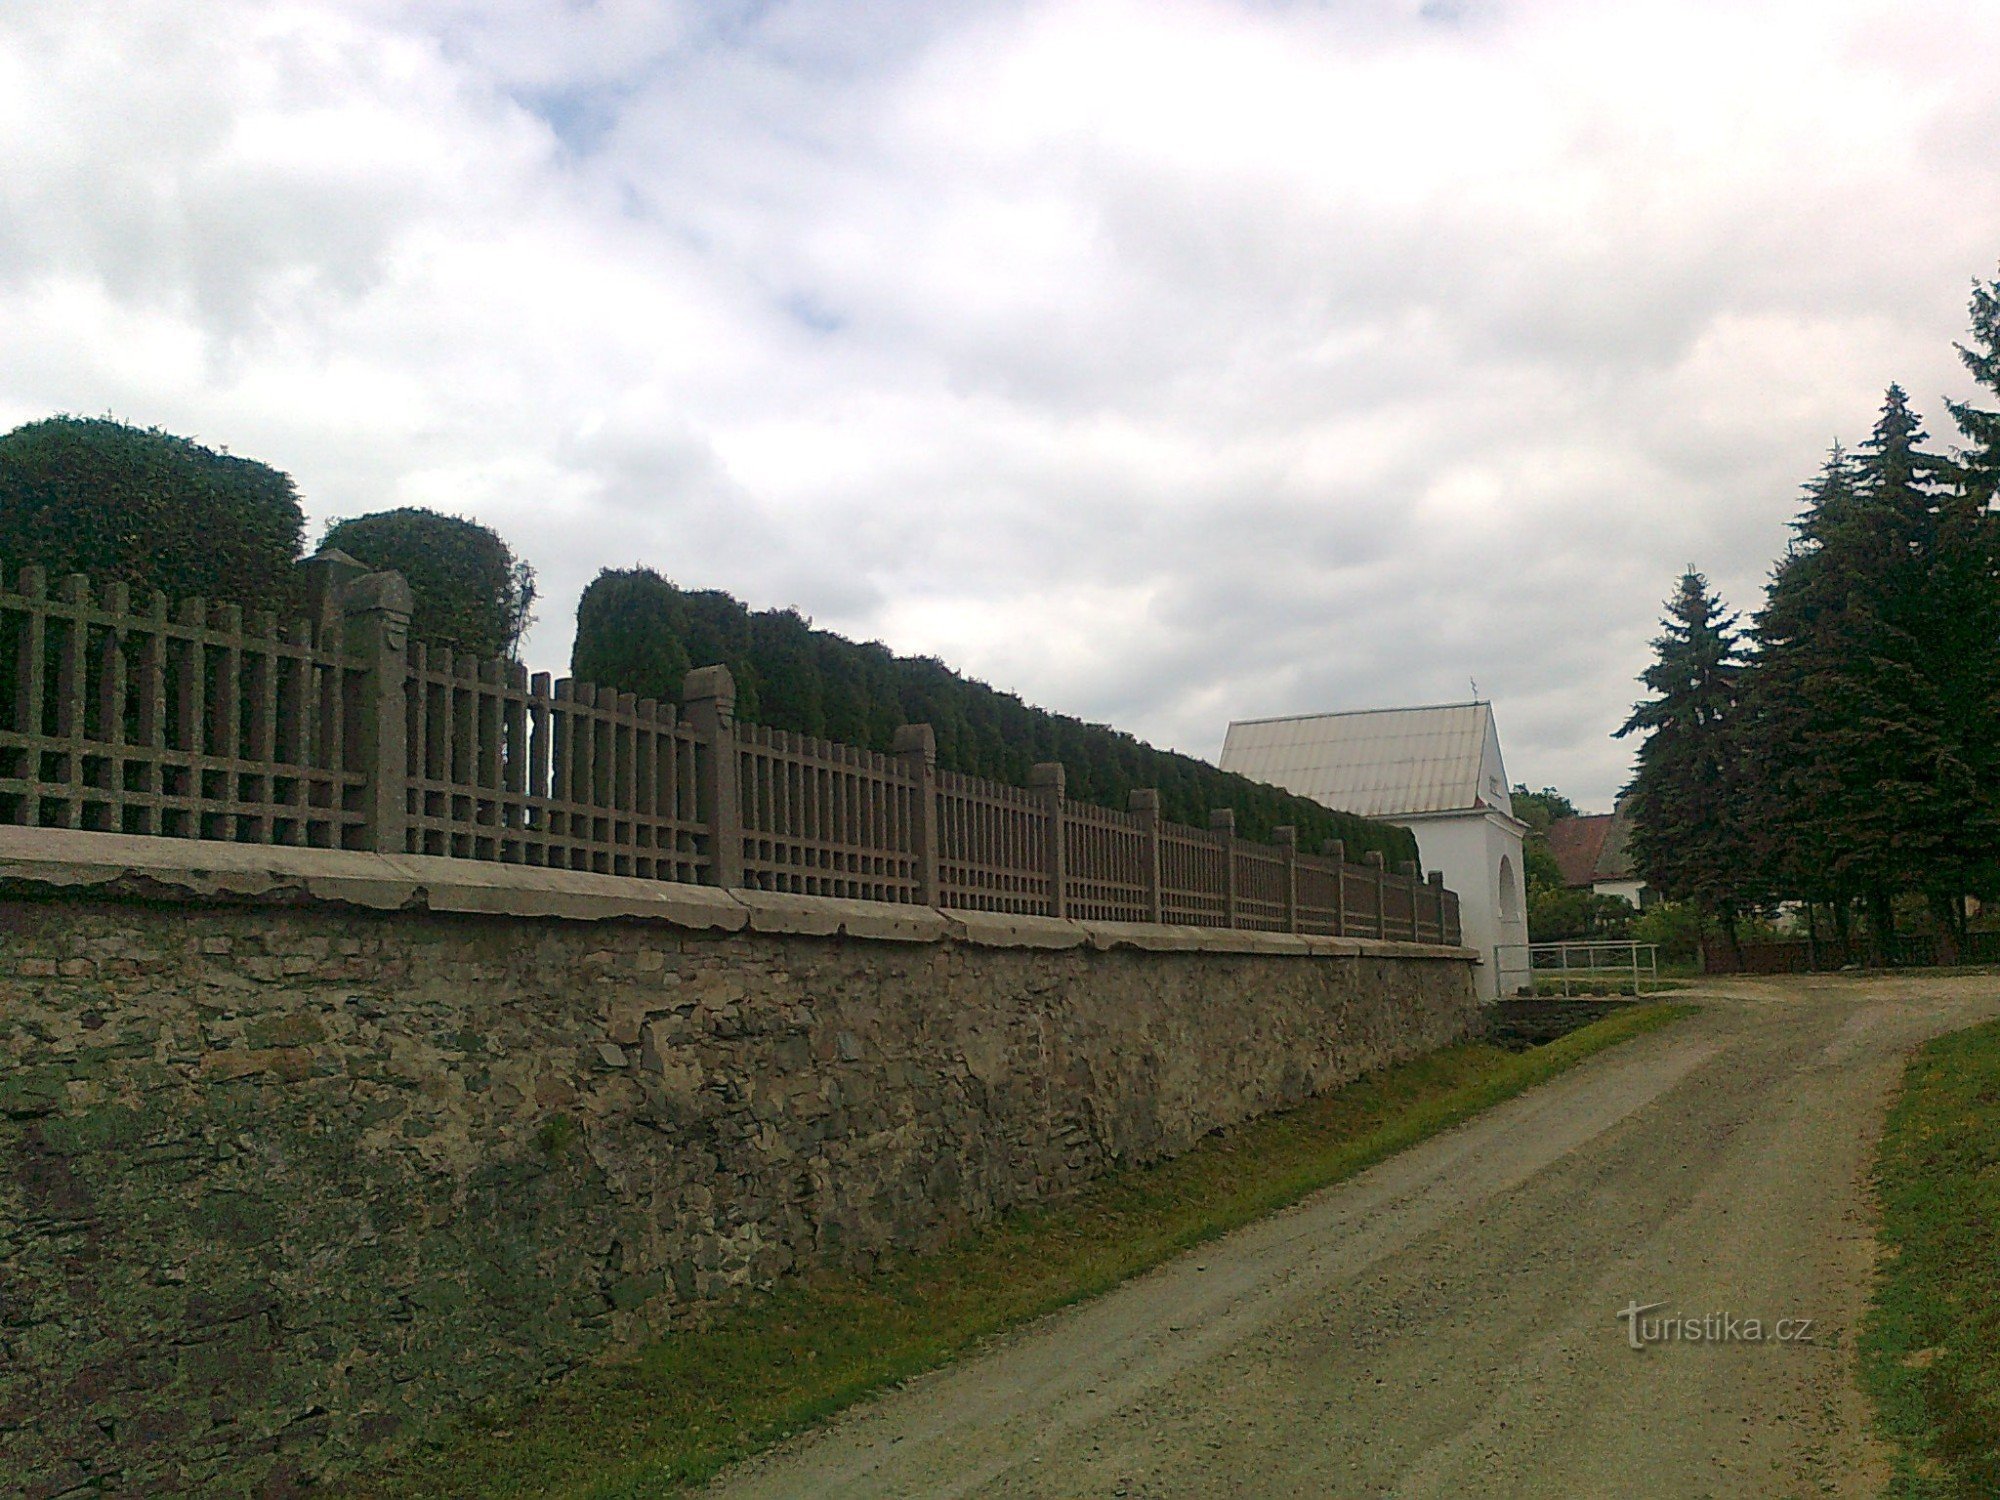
[1917,481,2000,943]
[1947,270,2000,505]
[1748,391,1964,958]
[1934,269,2000,929]
[1617,570,1752,956]
[1743,448,1866,933]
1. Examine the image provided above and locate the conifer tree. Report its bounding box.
[1916,481,2000,944]
[1748,390,1962,957]
[1617,570,1752,956]
[1946,271,2000,504]
[1742,448,1865,933]
[1931,269,2000,931]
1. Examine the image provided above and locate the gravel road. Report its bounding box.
[704,974,2000,1500]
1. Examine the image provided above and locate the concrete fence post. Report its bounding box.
[299,548,369,650]
[1129,788,1163,924]
[1210,808,1237,928]
[1273,825,1298,933]
[893,723,940,906]
[1366,850,1387,939]
[338,568,413,853]
[1031,762,1067,918]
[1322,839,1346,936]
[682,664,743,889]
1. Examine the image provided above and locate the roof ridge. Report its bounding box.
[1225,700,1490,730]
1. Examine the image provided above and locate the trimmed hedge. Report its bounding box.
[0,416,304,612]
[323,507,537,660]
[572,567,1418,863]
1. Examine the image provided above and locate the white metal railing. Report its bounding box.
[1494,940,1661,997]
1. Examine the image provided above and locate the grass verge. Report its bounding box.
[341,1001,1694,1500]
[1862,1016,2000,1499]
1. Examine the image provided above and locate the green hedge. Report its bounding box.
[0,416,304,613]
[572,567,1417,863]
[323,508,536,660]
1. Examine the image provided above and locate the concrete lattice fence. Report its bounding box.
[0,550,1460,944]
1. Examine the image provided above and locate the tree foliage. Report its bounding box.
[1509,784,1576,900]
[1508,785,1578,840]
[1631,900,1704,966]
[322,507,537,660]
[1617,568,1754,936]
[1947,273,2000,504]
[1522,836,1566,899]
[1744,388,2000,949]
[1624,268,2000,957]
[0,415,305,612]
[1527,887,1636,944]
[573,567,1419,863]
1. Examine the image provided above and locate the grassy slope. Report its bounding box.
[1862,1017,2000,1499]
[341,1003,1694,1500]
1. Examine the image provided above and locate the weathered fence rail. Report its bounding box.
[1701,930,2000,974]
[0,553,1460,943]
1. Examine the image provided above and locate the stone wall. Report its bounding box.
[0,831,1478,1497]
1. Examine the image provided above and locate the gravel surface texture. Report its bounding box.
[705,974,2000,1499]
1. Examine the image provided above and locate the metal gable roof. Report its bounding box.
[1218,702,1501,819]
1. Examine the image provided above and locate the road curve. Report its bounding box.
[703,975,1999,1500]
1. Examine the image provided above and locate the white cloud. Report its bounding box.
[3,0,1999,809]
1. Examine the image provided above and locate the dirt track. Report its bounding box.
[704,974,2000,1499]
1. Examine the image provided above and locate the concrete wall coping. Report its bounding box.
[0,827,1478,963]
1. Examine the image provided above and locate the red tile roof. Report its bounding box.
[1546,814,1614,888]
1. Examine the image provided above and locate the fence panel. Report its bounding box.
[402,645,709,880]
[1160,825,1229,927]
[1414,881,1442,944]
[1,565,366,847]
[1341,866,1384,938]
[2,554,1469,944]
[1063,798,1150,923]
[1233,844,1290,932]
[1295,855,1344,936]
[736,724,920,901]
[936,769,1050,913]
[1382,873,1416,942]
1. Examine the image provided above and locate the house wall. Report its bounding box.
[1592,878,1648,907]
[1475,714,1516,819]
[1395,811,1529,999]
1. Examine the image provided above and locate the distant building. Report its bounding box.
[1546,801,1650,907]
[1219,702,1530,1000]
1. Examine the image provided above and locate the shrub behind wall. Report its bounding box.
[0,415,305,613]
[573,566,1418,863]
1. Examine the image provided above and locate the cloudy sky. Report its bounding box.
[5,0,1998,809]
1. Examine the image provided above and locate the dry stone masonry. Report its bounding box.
[0,832,1477,1495]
